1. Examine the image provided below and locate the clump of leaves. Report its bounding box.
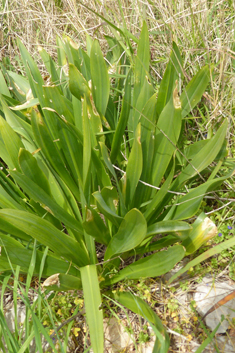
[0,21,234,353]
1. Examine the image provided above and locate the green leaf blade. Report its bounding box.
[90,40,110,116]
[104,209,147,260]
[80,265,103,353]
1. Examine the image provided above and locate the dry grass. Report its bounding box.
[1,0,235,129]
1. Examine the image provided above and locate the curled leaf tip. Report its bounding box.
[42,273,60,288]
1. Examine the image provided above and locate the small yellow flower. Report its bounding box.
[57,309,62,316]
[73,327,80,337]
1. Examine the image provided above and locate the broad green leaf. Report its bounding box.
[0,113,24,171]
[0,209,90,267]
[80,265,103,353]
[42,85,74,124]
[110,71,132,163]
[181,65,210,118]
[104,209,147,260]
[101,187,119,214]
[93,190,123,228]
[105,245,185,285]
[90,40,110,116]
[0,70,11,97]
[146,220,192,239]
[184,139,209,161]
[111,291,170,353]
[0,217,31,242]
[0,232,24,248]
[134,235,179,256]
[152,85,182,187]
[8,71,31,95]
[83,207,111,245]
[156,42,183,117]
[69,63,90,100]
[125,123,143,208]
[42,273,82,291]
[19,148,51,196]
[130,75,154,139]
[0,243,80,278]
[1,97,34,142]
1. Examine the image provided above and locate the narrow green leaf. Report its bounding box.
[99,142,126,214]
[172,120,228,190]
[0,185,27,210]
[181,65,210,118]
[10,170,84,235]
[105,245,185,285]
[104,209,147,260]
[17,39,44,98]
[82,98,91,202]
[110,71,132,163]
[0,209,90,267]
[32,113,81,202]
[90,40,110,116]
[168,236,235,284]
[153,85,181,187]
[156,42,183,117]
[38,45,53,73]
[10,98,39,111]
[169,172,233,221]
[56,36,67,68]
[111,291,170,353]
[80,265,103,353]
[133,21,150,106]
[132,93,157,207]
[125,123,143,207]
[0,241,80,278]
[144,163,175,222]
